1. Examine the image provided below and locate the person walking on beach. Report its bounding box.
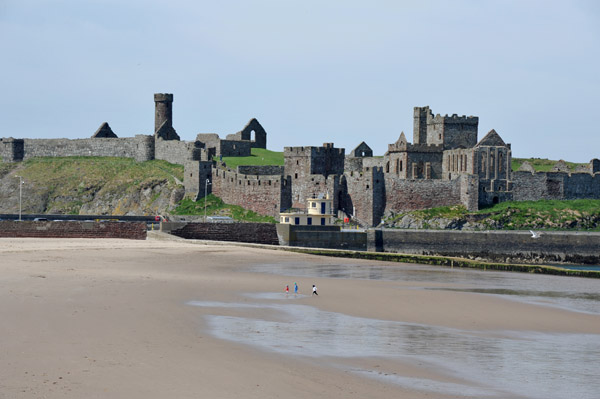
[312,284,318,296]
[285,285,289,294]
[294,282,298,294]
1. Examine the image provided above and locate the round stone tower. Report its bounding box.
[154,93,173,133]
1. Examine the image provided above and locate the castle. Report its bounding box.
[2,93,599,226]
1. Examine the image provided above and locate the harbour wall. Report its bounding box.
[367,229,600,265]
[276,224,367,251]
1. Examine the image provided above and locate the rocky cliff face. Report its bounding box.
[383,210,600,231]
[0,174,184,216]
[0,159,185,216]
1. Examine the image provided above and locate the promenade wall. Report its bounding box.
[167,222,278,245]
[0,221,147,239]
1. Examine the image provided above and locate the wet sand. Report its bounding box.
[0,237,598,399]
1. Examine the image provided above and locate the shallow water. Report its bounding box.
[190,261,600,398]
[250,262,600,315]
[189,299,599,399]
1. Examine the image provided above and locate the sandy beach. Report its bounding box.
[0,237,598,399]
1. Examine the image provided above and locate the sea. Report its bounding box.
[189,260,600,399]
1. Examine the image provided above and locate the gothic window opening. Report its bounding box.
[499,153,504,173]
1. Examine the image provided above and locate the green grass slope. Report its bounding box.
[512,158,587,172]
[385,200,600,231]
[1,157,184,215]
[172,195,277,223]
[221,148,284,169]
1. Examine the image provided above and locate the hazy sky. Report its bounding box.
[1,0,599,161]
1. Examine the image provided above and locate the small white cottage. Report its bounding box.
[279,193,334,226]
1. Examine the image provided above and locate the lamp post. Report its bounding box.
[15,175,24,221]
[204,178,211,222]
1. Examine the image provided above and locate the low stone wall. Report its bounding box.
[0,221,147,239]
[168,222,278,245]
[367,229,600,264]
[20,137,155,162]
[276,224,367,251]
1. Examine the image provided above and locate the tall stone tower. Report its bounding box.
[154,93,180,140]
[413,106,430,145]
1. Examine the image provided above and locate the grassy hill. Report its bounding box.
[172,195,276,223]
[221,148,284,169]
[384,200,600,231]
[0,156,276,222]
[0,157,184,215]
[512,158,587,172]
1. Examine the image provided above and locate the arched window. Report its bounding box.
[499,152,504,173]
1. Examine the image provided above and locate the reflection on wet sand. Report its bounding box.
[189,298,600,399]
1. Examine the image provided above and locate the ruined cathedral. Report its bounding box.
[1,94,599,226]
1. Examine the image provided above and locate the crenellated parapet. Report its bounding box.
[429,113,479,126]
[284,143,345,178]
[413,106,478,150]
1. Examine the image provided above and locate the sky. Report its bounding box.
[1,0,599,162]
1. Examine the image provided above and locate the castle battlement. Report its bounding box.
[388,142,443,153]
[284,145,344,156]
[430,113,479,125]
[154,93,173,102]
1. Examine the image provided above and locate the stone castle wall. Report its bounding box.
[211,167,290,217]
[0,138,24,162]
[237,165,284,175]
[513,171,600,201]
[184,161,213,198]
[155,138,199,164]
[383,176,463,214]
[344,167,385,226]
[284,145,345,177]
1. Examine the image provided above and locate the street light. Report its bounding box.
[204,178,211,222]
[15,175,24,221]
